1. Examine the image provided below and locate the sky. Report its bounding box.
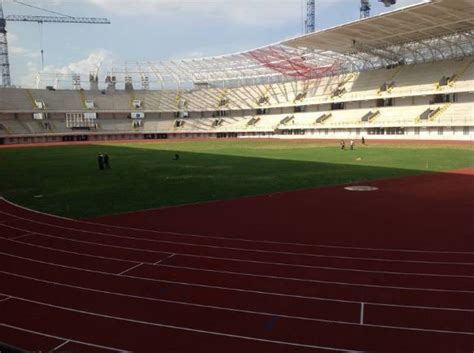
[2,0,422,87]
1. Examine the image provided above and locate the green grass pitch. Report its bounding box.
[0,140,472,219]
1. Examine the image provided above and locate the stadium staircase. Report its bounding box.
[377,66,403,95]
[316,113,332,124]
[247,116,260,126]
[361,110,380,123]
[25,90,39,110]
[429,103,452,121]
[417,107,441,122]
[78,90,88,109]
[212,118,224,128]
[0,123,11,135]
[217,89,229,109]
[332,73,354,98]
[435,58,474,90]
[129,91,137,110]
[448,58,474,87]
[293,91,307,103]
[280,115,295,125]
[175,90,184,110]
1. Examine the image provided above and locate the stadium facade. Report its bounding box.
[0,0,473,145]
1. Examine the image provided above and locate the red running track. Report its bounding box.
[0,169,473,352]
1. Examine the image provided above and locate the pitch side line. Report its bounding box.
[0,323,127,352]
[2,213,473,266]
[2,198,473,255]
[5,225,474,279]
[0,293,366,352]
[0,251,473,313]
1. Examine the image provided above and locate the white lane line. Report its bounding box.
[11,231,474,279]
[9,232,35,241]
[3,197,472,255]
[52,340,70,351]
[0,296,11,303]
[0,270,360,326]
[10,237,155,265]
[118,263,144,276]
[3,270,473,335]
[2,219,473,267]
[1,251,473,312]
[155,254,175,265]
[5,235,474,293]
[0,293,366,352]
[3,290,473,339]
[154,264,474,294]
[0,323,127,352]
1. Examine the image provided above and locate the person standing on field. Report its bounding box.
[350,140,355,150]
[340,140,345,150]
[98,153,105,170]
[104,153,111,169]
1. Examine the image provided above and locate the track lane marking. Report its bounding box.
[11,232,474,278]
[0,323,127,352]
[2,269,473,335]
[118,263,144,276]
[9,232,36,241]
[0,296,12,303]
[2,219,473,266]
[153,264,474,293]
[51,340,70,352]
[0,251,473,312]
[10,236,161,265]
[0,270,361,325]
[5,237,474,293]
[1,201,474,256]
[155,254,175,265]
[0,293,366,352]
[3,197,474,255]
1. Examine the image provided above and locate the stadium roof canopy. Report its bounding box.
[38,0,474,89]
[283,0,474,69]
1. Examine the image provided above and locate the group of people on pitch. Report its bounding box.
[340,136,366,151]
[97,153,111,170]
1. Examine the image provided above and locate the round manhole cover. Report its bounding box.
[344,186,379,192]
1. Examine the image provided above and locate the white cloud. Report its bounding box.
[17,49,117,88]
[48,49,115,75]
[7,32,41,59]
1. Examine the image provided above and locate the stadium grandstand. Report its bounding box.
[0,0,473,145]
[0,1,474,352]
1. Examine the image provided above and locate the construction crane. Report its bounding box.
[305,0,315,34]
[360,0,371,18]
[0,0,110,87]
[361,0,398,18]
[304,0,397,33]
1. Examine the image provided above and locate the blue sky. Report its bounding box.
[3,0,421,86]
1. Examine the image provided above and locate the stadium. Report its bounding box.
[0,0,473,351]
